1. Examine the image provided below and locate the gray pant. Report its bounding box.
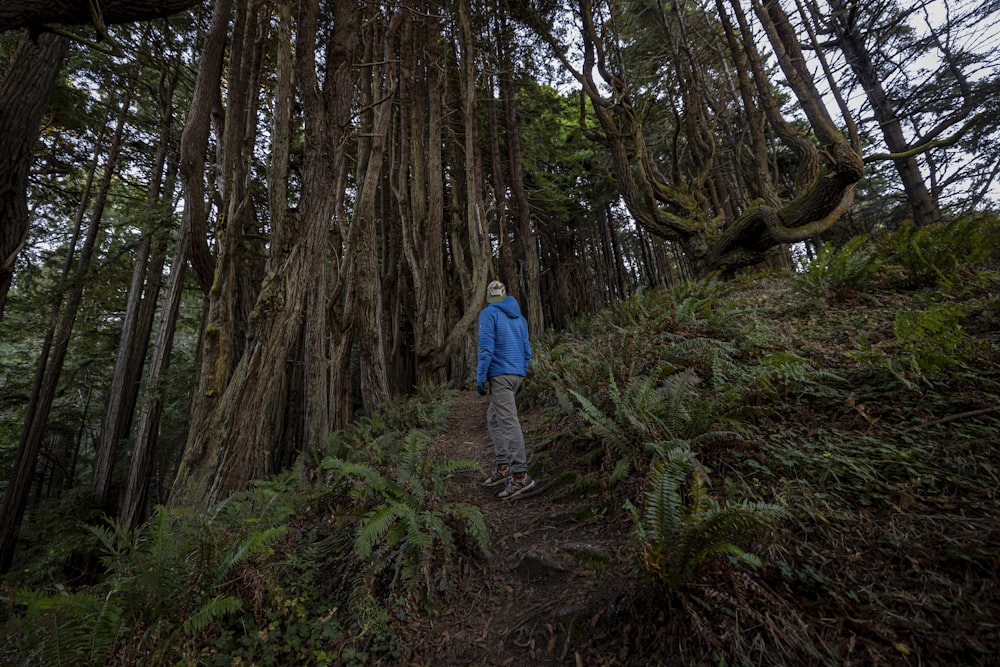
[487,374,526,474]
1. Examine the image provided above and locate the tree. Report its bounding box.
[0,75,133,573]
[509,0,864,277]
[494,5,544,337]
[0,32,67,321]
[807,0,999,224]
[93,24,184,511]
[0,2,204,319]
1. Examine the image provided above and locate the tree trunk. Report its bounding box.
[823,0,941,226]
[179,0,230,296]
[496,16,543,336]
[487,77,518,295]
[0,83,129,572]
[119,221,188,531]
[429,0,492,377]
[398,2,448,385]
[0,31,67,323]
[170,0,361,509]
[349,7,402,414]
[94,49,180,507]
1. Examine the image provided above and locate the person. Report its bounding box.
[476,280,535,500]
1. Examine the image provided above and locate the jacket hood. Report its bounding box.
[491,295,523,319]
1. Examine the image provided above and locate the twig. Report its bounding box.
[902,405,1000,433]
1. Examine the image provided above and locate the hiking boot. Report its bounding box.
[497,473,536,500]
[483,464,512,487]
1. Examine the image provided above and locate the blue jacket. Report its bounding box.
[476,296,532,383]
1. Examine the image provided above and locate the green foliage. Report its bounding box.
[6,487,104,585]
[378,382,454,435]
[849,303,969,389]
[791,235,878,300]
[629,445,784,592]
[569,368,737,467]
[749,351,847,403]
[13,589,124,667]
[321,431,489,607]
[667,276,746,333]
[5,501,288,666]
[876,214,1000,287]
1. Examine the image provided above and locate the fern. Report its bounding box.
[357,503,413,559]
[792,235,877,300]
[324,432,488,607]
[180,595,244,635]
[878,215,1000,287]
[751,351,847,402]
[570,368,736,467]
[631,445,784,592]
[849,303,969,389]
[16,589,125,666]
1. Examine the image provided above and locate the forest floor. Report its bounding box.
[398,389,638,666]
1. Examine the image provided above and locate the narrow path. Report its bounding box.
[400,390,632,666]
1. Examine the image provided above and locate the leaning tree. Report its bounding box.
[509,0,865,277]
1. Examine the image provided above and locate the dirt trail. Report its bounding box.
[400,390,633,666]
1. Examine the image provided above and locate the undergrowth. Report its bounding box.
[529,213,1000,665]
[0,384,488,666]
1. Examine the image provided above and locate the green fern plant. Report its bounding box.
[13,589,124,667]
[750,351,847,402]
[322,431,489,606]
[629,445,784,592]
[792,235,877,300]
[569,369,736,466]
[11,501,285,666]
[877,214,1000,287]
[849,303,969,390]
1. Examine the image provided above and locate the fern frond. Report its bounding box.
[356,503,412,559]
[672,500,781,583]
[180,595,243,636]
[442,502,491,556]
[17,589,125,666]
[643,448,695,543]
[216,525,287,583]
[568,387,625,445]
[410,512,442,553]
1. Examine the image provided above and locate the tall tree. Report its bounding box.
[349,5,402,414]
[492,4,544,336]
[809,0,998,223]
[170,0,371,509]
[0,32,68,322]
[0,0,203,320]
[93,24,184,509]
[396,1,449,387]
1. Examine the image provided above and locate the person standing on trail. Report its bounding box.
[476,280,536,500]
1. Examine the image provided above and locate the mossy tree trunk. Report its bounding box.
[511,0,864,277]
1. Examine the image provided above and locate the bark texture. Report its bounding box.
[0,31,67,321]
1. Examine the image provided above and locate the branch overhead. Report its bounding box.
[0,0,204,34]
